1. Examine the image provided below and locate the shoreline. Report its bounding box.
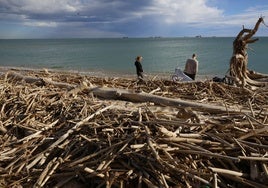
[0,65,211,82]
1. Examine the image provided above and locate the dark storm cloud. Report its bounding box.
[0,0,153,23]
[0,0,267,38]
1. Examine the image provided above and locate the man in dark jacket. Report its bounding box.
[134,56,144,79]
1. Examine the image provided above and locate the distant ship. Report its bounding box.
[149,36,162,39]
[195,35,202,38]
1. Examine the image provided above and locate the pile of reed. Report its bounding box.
[0,69,267,187]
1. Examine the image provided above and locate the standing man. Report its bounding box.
[134,56,144,80]
[184,53,198,80]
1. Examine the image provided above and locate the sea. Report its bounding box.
[0,37,268,80]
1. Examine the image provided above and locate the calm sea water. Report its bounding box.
[0,37,267,79]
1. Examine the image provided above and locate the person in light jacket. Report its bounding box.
[183,53,198,80]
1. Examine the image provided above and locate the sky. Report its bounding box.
[1,0,268,39]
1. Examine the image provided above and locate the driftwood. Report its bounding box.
[6,71,252,114]
[229,17,268,88]
[1,69,268,187]
[6,71,76,90]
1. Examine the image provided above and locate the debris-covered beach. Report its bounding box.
[0,68,267,187]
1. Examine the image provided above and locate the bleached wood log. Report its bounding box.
[239,156,268,161]
[84,167,105,178]
[89,87,252,114]
[6,71,75,90]
[209,167,246,177]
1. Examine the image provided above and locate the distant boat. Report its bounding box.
[149,36,162,39]
[195,35,202,38]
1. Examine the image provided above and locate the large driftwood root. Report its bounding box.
[229,17,268,88]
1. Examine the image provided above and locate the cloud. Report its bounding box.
[0,0,79,14]
[0,0,223,24]
[24,21,57,27]
[148,0,223,24]
[0,0,268,38]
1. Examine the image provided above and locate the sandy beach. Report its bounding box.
[0,67,268,187]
